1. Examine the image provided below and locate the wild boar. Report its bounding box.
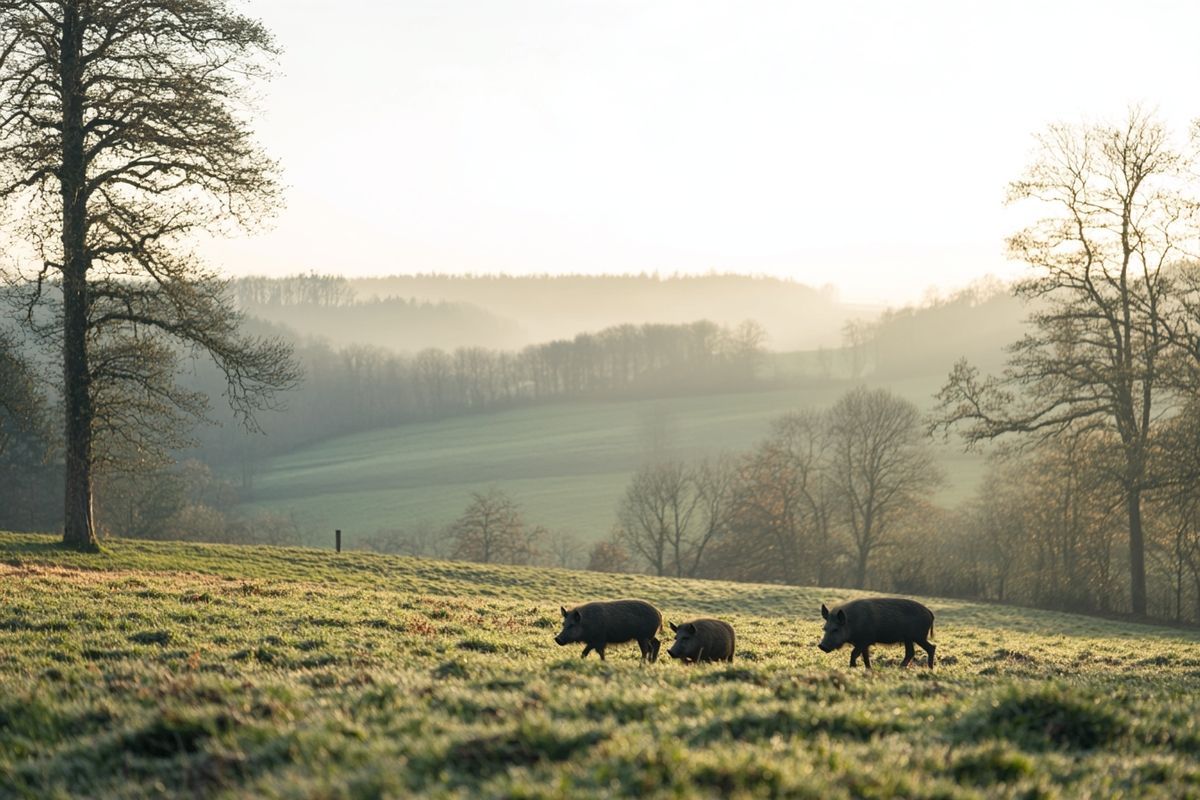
[818,597,935,669]
[667,618,736,663]
[555,599,662,662]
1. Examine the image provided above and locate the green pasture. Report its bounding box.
[236,377,984,547]
[1,532,1198,798]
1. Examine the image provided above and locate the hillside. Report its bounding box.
[228,273,869,353]
[235,375,986,547]
[2,532,1198,798]
[346,273,858,351]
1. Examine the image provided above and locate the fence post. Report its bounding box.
[335,529,341,553]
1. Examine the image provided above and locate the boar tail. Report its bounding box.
[929,617,935,639]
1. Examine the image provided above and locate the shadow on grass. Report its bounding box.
[1,534,98,559]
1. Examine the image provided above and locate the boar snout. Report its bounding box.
[817,642,832,653]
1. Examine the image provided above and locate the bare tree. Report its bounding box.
[587,534,632,574]
[615,460,709,577]
[715,412,836,585]
[0,1,301,550]
[450,488,529,565]
[615,461,687,576]
[545,531,585,570]
[933,109,1200,615]
[688,455,737,577]
[829,386,941,588]
[969,462,1029,602]
[512,523,546,566]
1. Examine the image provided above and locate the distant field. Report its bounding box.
[236,375,986,548]
[2,532,1199,798]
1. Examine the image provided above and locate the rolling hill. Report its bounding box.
[2,532,1198,798]
[234,375,986,548]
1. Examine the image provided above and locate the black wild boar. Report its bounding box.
[555,599,662,662]
[667,618,735,663]
[818,597,935,669]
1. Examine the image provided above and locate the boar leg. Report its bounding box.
[860,646,872,670]
[849,646,861,667]
[580,644,593,659]
[596,644,607,661]
[917,638,936,668]
[901,641,915,668]
[650,637,661,663]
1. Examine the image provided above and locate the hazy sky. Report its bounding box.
[204,0,1200,304]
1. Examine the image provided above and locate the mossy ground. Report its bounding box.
[1,532,1198,798]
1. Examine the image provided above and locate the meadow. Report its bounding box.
[2,531,1199,798]
[237,375,986,548]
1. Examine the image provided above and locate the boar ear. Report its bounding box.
[669,622,678,632]
[684,623,697,635]
[821,603,829,620]
[836,609,846,625]
[561,605,568,617]
[571,610,582,622]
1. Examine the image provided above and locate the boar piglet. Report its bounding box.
[818,597,935,669]
[555,599,662,662]
[667,618,735,663]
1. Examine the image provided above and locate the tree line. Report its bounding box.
[597,390,1200,624]
[355,383,1200,625]
[607,386,940,590]
[879,412,1200,624]
[231,275,526,353]
[195,318,767,479]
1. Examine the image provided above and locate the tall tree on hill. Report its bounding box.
[934,109,1200,616]
[0,1,299,550]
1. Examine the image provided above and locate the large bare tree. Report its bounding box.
[933,109,1200,616]
[615,457,732,578]
[717,412,835,585]
[829,386,941,588]
[0,1,299,549]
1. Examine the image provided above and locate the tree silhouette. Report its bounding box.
[0,1,300,549]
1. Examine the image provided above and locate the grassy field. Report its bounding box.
[2,532,1200,798]
[237,376,986,548]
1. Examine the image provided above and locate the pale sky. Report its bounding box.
[203,0,1200,305]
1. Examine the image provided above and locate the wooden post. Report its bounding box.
[335,529,341,553]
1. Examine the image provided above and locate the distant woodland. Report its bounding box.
[234,272,856,352]
[189,314,770,471]
[1,272,1025,538]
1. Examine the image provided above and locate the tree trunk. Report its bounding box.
[59,3,98,551]
[1127,488,1147,617]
